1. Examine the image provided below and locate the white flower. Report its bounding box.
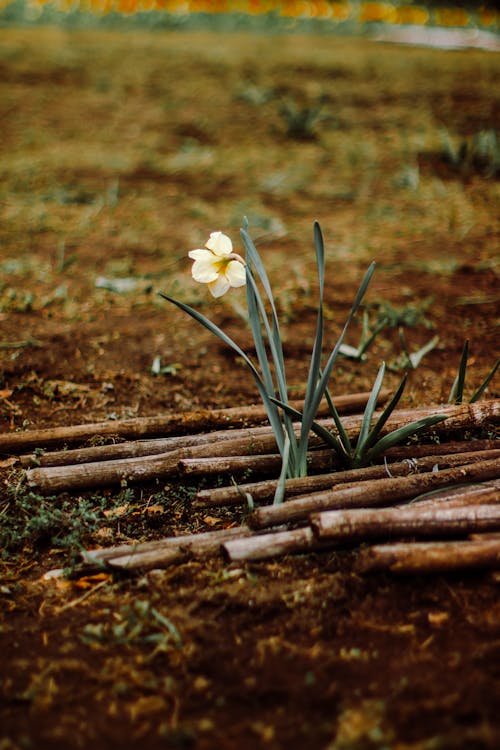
[188,232,246,298]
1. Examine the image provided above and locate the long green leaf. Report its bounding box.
[159,292,285,449]
[448,340,468,404]
[274,433,292,504]
[243,232,299,472]
[364,414,448,465]
[241,229,287,386]
[354,362,386,462]
[297,261,376,467]
[245,266,298,469]
[360,372,408,457]
[299,221,327,473]
[269,396,350,465]
[322,386,352,456]
[470,357,500,403]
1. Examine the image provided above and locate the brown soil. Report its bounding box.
[0,26,499,750]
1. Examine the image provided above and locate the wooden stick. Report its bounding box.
[355,538,500,574]
[310,503,500,542]
[81,525,251,572]
[193,448,500,507]
[180,448,338,478]
[223,527,328,562]
[1,390,388,454]
[400,480,500,509]
[248,457,500,529]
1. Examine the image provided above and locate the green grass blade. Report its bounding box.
[408,334,439,370]
[245,268,298,466]
[245,267,276,398]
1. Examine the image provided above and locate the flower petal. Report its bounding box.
[191,257,219,283]
[208,274,230,298]
[206,231,232,257]
[188,248,212,260]
[225,260,247,288]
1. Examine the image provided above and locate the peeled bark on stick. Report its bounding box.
[2,389,388,455]
[193,448,500,507]
[223,527,328,563]
[310,503,500,542]
[356,538,500,574]
[81,524,251,570]
[248,457,500,530]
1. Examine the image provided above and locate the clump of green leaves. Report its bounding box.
[278,96,327,140]
[275,362,447,472]
[339,299,435,363]
[0,486,106,556]
[441,128,500,178]
[81,599,182,653]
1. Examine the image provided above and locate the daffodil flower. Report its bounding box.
[188,232,246,298]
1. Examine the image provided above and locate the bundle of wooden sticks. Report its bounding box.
[1,394,498,576]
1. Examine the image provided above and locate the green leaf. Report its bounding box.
[273,433,292,504]
[470,357,500,403]
[300,221,327,472]
[360,372,408,458]
[364,414,448,465]
[408,334,439,370]
[354,362,386,463]
[269,396,350,465]
[297,261,376,467]
[448,340,468,404]
[159,292,285,451]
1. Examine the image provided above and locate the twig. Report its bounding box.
[81,525,251,573]
[355,538,500,574]
[193,448,500,507]
[248,457,500,529]
[222,527,328,562]
[310,503,500,542]
[2,390,388,454]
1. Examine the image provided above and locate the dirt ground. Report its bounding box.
[0,25,499,749]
